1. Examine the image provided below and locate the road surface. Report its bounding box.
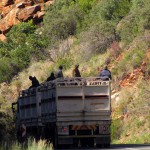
[56,144,150,150]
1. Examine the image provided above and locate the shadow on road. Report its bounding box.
[112,144,150,148]
[55,144,150,150]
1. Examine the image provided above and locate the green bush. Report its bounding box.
[77,0,96,13]
[56,54,73,70]
[111,118,123,141]
[112,41,148,79]
[77,0,131,60]
[99,0,131,21]
[117,0,150,45]
[43,0,85,47]
[0,58,14,82]
[0,21,47,83]
[0,96,14,142]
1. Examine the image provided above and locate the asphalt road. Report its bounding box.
[56,144,150,150]
[108,144,150,150]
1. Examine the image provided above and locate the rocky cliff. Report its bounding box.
[0,0,54,41]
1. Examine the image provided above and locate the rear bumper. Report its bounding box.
[57,135,110,145]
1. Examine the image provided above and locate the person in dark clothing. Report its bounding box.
[99,66,112,81]
[72,64,81,77]
[56,65,64,78]
[46,72,56,81]
[29,76,40,89]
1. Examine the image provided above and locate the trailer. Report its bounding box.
[12,77,111,148]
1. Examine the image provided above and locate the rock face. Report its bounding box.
[0,0,54,40]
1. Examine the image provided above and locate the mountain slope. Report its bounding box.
[0,0,150,143]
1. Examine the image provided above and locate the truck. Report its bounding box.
[12,77,111,148]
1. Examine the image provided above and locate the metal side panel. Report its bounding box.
[56,111,111,122]
[84,86,109,96]
[57,99,83,112]
[57,86,83,96]
[84,98,110,111]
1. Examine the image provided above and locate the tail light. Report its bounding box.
[58,126,69,135]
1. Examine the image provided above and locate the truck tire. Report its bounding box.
[96,144,103,148]
[104,143,110,148]
[54,128,59,148]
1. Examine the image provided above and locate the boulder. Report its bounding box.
[17,4,41,21]
[14,0,25,4]
[16,2,25,8]
[0,8,20,33]
[0,0,54,39]
[2,0,14,7]
[1,5,13,17]
[0,2,3,11]
[33,11,44,20]
[0,34,6,41]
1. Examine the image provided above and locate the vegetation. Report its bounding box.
[0,139,53,150]
[0,21,47,83]
[0,0,149,145]
[112,80,150,143]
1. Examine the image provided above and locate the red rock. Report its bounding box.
[14,0,24,4]
[18,5,41,21]
[2,0,14,7]
[24,0,34,7]
[0,8,20,33]
[0,34,6,41]
[0,2,3,11]
[1,5,13,17]
[45,0,53,6]
[16,2,25,8]
[40,3,44,11]
[0,0,54,40]
[35,11,44,19]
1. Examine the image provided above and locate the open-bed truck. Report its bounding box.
[12,77,111,148]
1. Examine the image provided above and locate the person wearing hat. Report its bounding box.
[56,65,64,78]
[72,64,81,77]
[99,65,112,81]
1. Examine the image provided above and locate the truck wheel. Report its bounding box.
[96,144,103,148]
[104,143,110,148]
[87,139,94,147]
[54,128,59,149]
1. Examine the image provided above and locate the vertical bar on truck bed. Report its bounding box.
[36,87,41,125]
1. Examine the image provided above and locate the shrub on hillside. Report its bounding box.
[113,81,150,143]
[0,21,47,83]
[77,0,96,13]
[109,41,122,59]
[77,0,131,61]
[78,20,116,61]
[43,0,84,47]
[0,58,14,82]
[56,54,73,70]
[112,38,149,79]
[117,0,150,45]
[0,96,14,142]
[100,0,131,21]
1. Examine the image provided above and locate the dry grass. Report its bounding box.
[111,79,150,144]
[0,139,53,150]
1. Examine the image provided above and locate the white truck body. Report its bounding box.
[15,77,111,147]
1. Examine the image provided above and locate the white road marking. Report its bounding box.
[125,148,150,150]
[125,148,138,150]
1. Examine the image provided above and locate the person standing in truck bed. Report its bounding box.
[29,76,40,89]
[99,65,112,81]
[46,72,56,81]
[72,64,81,77]
[56,65,64,78]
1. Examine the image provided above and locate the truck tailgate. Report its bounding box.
[56,79,110,122]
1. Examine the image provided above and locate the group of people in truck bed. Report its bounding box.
[29,64,112,89]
